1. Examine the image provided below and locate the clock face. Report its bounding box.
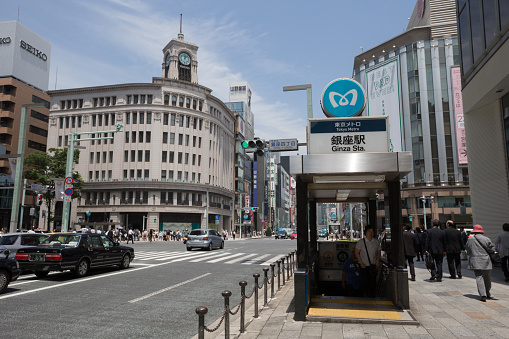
[165,54,170,67]
[179,52,191,66]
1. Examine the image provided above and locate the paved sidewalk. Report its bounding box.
[198,258,509,338]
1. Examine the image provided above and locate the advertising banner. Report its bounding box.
[54,180,64,202]
[365,58,403,152]
[451,66,468,165]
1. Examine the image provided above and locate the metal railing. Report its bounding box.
[195,250,296,339]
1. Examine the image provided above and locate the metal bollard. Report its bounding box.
[286,254,290,279]
[196,306,208,339]
[239,281,247,333]
[253,273,260,318]
[290,252,294,275]
[281,257,286,285]
[263,268,269,306]
[276,260,281,290]
[270,263,275,298]
[222,290,232,339]
[292,251,296,273]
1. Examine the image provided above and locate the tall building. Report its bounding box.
[0,21,51,229]
[455,0,509,239]
[225,81,255,234]
[44,30,235,232]
[352,0,472,229]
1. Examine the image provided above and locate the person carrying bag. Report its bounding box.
[355,225,381,298]
[466,224,495,302]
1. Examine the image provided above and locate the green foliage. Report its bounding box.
[265,226,272,236]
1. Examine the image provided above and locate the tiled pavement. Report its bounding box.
[195,257,509,338]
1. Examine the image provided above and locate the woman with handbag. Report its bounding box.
[466,224,495,302]
[355,224,381,298]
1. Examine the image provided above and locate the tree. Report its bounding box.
[23,148,83,229]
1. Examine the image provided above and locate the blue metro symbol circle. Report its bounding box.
[321,78,366,117]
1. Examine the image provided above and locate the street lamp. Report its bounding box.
[61,124,123,232]
[420,195,434,230]
[9,104,47,233]
[283,84,313,119]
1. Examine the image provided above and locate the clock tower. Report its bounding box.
[162,26,198,83]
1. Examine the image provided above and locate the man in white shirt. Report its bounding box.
[355,225,381,298]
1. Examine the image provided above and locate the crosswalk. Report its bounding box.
[132,250,286,266]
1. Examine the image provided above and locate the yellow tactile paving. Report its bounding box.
[310,298,394,306]
[308,307,402,319]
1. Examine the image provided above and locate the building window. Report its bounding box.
[179,97,184,107]
[138,131,143,143]
[144,170,149,180]
[133,112,137,124]
[178,152,182,164]
[170,133,175,144]
[124,151,128,162]
[171,113,176,126]
[169,151,174,163]
[163,113,169,125]
[163,132,168,143]
[172,95,177,106]
[179,116,184,127]
[177,171,182,182]
[145,150,150,162]
[127,95,132,104]
[193,100,197,110]
[138,150,143,162]
[185,134,189,146]
[139,112,144,124]
[147,112,152,124]
[124,170,128,180]
[168,170,173,182]
[164,95,169,105]
[146,131,151,143]
[125,112,130,124]
[186,98,191,108]
[109,151,113,163]
[131,150,135,162]
[184,153,189,164]
[178,134,183,145]
[137,170,142,180]
[148,95,153,104]
[161,170,167,181]
[162,151,167,162]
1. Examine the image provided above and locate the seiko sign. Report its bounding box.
[0,37,11,44]
[20,40,48,61]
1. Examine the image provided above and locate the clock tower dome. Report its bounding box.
[162,24,198,83]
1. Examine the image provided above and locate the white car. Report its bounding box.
[0,233,48,259]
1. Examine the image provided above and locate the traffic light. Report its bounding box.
[241,139,266,156]
[154,218,157,223]
[409,215,413,222]
[37,194,43,206]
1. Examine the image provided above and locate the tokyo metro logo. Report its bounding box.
[321,78,366,118]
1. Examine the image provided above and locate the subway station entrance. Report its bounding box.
[289,151,416,322]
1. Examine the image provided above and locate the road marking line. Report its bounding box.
[206,253,245,263]
[260,254,287,266]
[224,253,257,264]
[242,254,271,264]
[128,273,211,303]
[188,251,233,262]
[0,260,180,300]
[9,279,40,286]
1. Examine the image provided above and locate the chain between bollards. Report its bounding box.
[270,263,275,298]
[253,273,260,318]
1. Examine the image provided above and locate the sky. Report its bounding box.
[1,0,417,150]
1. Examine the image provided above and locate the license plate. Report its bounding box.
[29,253,45,262]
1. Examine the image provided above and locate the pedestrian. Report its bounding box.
[232,230,236,240]
[459,226,469,247]
[467,224,495,302]
[355,224,381,298]
[107,227,114,240]
[415,227,425,261]
[403,223,418,281]
[127,228,134,244]
[444,220,465,279]
[494,223,509,282]
[425,219,446,282]
[342,249,362,297]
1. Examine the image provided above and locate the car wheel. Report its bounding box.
[208,243,213,251]
[220,241,224,249]
[35,271,49,278]
[0,270,9,293]
[120,254,131,269]
[74,259,90,278]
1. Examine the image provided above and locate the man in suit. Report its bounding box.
[403,223,419,281]
[444,220,465,279]
[425,219,447,282]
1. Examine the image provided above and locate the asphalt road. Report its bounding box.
[0,236,296,339]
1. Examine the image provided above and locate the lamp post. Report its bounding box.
[283,84,313,119]
[61,124,123,232]
[9,104,47,233]
[420,195,434,230]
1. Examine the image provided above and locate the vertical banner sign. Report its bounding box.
[451,66,468,165]
[253,162,258,208]
[8,158,16,180]
[365,58,403,152]
[55,180,64,202]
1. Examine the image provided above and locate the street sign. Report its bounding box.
[64,195,71,202]
[30,184,47,191]
[65,177,73,185]
[321,78,366,118]
[215,215,220,220]
[243,214,249,220]
[268,139,298,152]
[64,188,73,196]
[331,213,337,219]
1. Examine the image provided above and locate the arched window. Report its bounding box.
[193,100,197,110]
[164,95,169,105]
[186,98,191,108]
[172,95,177,106]
[199,101,203,111]
[179,97,184,107]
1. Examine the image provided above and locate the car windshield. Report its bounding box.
[190,230,207,236]
[0,235,18,245]
[41,235,81,247]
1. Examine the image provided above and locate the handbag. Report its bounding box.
[425,252,435,271]
[363,238,378,275]
[474,235,502,265]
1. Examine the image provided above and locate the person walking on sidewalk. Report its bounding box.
[494,223,509,282]
[415,227,425,261]
[403,223,418,281]
[444,220,465,279]
[355,224,381,298]
[425,219,446,282]
[467,224,495,302]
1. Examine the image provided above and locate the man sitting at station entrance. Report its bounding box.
[355,224,381,298]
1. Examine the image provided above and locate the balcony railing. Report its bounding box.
[98,199,109,205]
[210,202,221,208]
[223,205,230,210]
[192,200,203,206]
[134,199,148,204]
[84,199,96,205]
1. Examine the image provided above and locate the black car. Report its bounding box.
[275,230,288,239]
[0,246,21,293]
[15,233,134,278]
